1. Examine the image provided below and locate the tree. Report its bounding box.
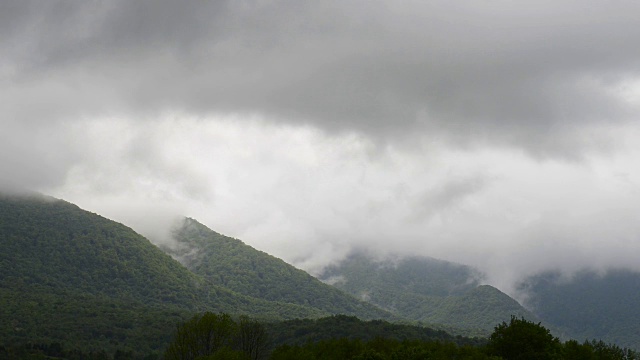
[562,340,595,360]
[196,347,249,360]
[238,316,268,360]
[487,316,561,360]
[164,313,238,360]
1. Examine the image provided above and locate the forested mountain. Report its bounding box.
[520,269,640,349]
[5,190,638,357]
[159,217,395,321]
[319,253,535,335]
[0,192,328,354]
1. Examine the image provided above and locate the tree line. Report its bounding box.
[163,314,639,360]
[3,315,639,359]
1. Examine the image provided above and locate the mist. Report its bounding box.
[3,0,640,297]
[20,116,636,297]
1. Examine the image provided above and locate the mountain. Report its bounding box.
[0,192,327,354]
[519,269,640,349]
[319,253,535,335]
[158,217,395,321]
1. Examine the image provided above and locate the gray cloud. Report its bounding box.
[409,177,486,223]
[3,1,640,295]
[0,121,81,189]
[4,1,640,156]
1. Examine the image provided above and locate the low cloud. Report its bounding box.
[23,117,638,297]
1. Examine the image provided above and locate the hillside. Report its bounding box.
[0,192,327,354]
[520,269,640,349]
[265,314,486,349]
[159,217,395,321]
[319,253,535,335]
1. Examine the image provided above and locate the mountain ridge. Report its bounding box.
[319,252,536,335]
[6,190,638,353]
[520,269,640,349]
[0,192,330,353]
[158,217,397,321]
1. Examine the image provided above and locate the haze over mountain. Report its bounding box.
[319,253,535,335]
[158,217,395,320]
[3,1,640,297]
[519,269,640,350]
[0,189,499,355]
[4,189,640,352]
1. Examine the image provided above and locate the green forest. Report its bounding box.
[164,218,395,320]
[3,315,637,360]
[2,192,640,359]
[319,254,534,335]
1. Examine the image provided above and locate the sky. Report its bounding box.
[2,0,640,295]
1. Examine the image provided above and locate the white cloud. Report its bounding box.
[30,115,639,296]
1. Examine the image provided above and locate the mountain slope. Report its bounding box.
[159,217,395,321]
[319,253,534,335]
[1,192,201,307]
[0,192,326,353]
[519,269,640,349]
[266,315,486,348]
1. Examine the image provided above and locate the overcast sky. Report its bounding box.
[2,0,640,294]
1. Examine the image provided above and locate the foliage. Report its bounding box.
[3,192,640,359]
[238,316,269,360]
[0,286,188,356]
[0,193,324,355]
[319,253,535,334]
[520,270,640,350]
[265,315,485,349]
[164,313,238,360]
[268,318,640,360]
[0,193,202,308]
[487,316,561,360]
[269,337,495,360]
[162,218,394,321]
[169,313,490,360]
[3,313,640,359]
[164,312,265,360]
[0,342,157,360]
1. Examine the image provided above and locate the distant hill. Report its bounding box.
[319,253,535,335]
[0,192,326,354]
[159,217,395,321]
[519,269,640,349]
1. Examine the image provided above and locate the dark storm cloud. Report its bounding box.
[3,0,640,156]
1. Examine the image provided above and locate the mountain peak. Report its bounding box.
[158,217,396,321]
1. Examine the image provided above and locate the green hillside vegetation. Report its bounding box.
[319,253,534,335]
[1,192,202,307]
[0,193,329,355]
[520,269,640,350]
[0,288,189,355]
[161,218,394,320]
[5,313,638,360]
[2,191,639,358]
[265,314,485,349]
[161,313,640,360]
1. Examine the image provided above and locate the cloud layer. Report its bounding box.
[5,1,640,152]
[3,0,640,294]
